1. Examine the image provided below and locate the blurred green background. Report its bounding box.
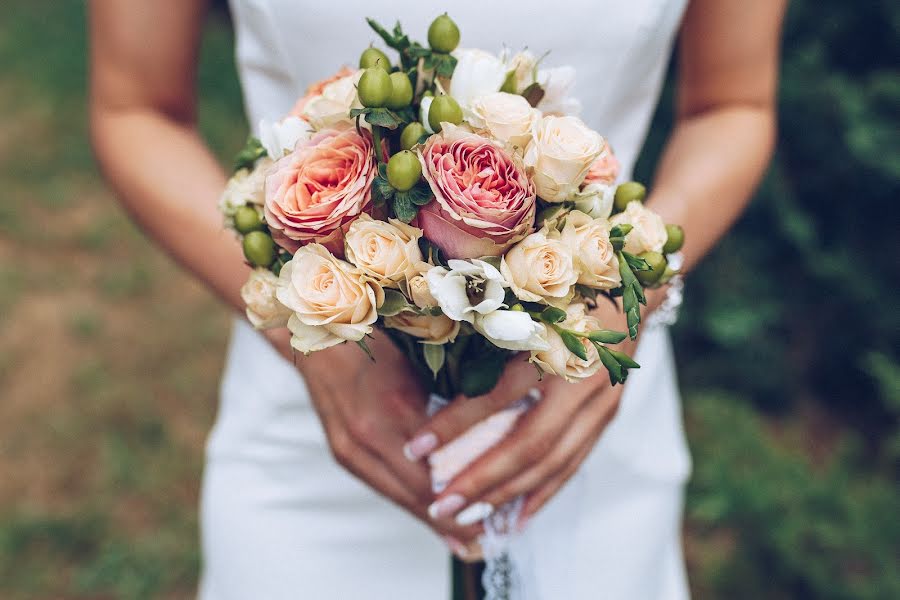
[0,1,897,599]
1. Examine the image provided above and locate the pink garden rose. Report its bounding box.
[418,124,536,259]
[264,126,376,254]
[582,143,620,187]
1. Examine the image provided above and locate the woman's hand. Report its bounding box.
[266,328,483,546]
[404,298,638,532]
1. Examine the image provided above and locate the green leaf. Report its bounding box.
[606,348,640,368]
[522,82,545,107]
[372,175,395,207]
[395,181,433,207]
[434,53,458,78]
[558,328,589,360]
[609,224,632,239]
[623,251,650,272]
[460,355,507,397]
[378,289,414,317]
[233,136,266,172]
[418,237,446,266]
[364,108,403,129]
[587,329,628,344]
[349,107,372,118]
[596,345,626,385]
[539,306,567,324]
[478,255,502,271]
[356,337,375,361]
[575,284,599,302]
[392,194,418,223]
[422,344,446,379]
[366,18,408,51]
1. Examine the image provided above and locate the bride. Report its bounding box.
[89,1,785,598]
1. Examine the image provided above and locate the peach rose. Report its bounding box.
[418,124,536,259]
[290,67,361,128]
[383,313,460,345]
[344,215,424,287]
[557,210,621,290]
[531,303,604,382]
[407,273,438,309]
[276,244,384,353]
[264,126,376,255]
[500,228,578,306]
[582,143,620,187]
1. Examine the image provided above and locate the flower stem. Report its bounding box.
[372,125,387,164]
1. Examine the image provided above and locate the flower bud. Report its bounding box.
[663,224,684,254]
[386,72,414,110]
[428,95,463,132]
[614,181,646,212]
[400,122,427,150]
[427,14,460,54]
[635,251,667,286]
[357,67,392,108]
[242,231,276,268]
[233,205,263,234]
[387,150,422,192]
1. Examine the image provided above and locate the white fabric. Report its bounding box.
[201,1,692,598]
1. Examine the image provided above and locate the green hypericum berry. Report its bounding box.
[357,67,392,108]
[386,72,414,110]
[233,205,263,234]
[635,251,667,286]
[428,95,463,132]
[427,14,460,53]
[663,224,684,254]
[242,231,275,268]
[614,181,646,212]
[359,47,391,71]
[400,122,427,150]
[386,150,422,192]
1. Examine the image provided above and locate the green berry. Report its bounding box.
[359,47,391,71]
[233,205,263,234]
[614,181,646,212]
[635,251,667,286]
[400,122,427,150]
[428,95,463,133]
[386,150,422,192]
[357,67,392,108]
[386,72,414,110]
[427,14,460,54]
[662,224,684,254]
[242,231,275,268]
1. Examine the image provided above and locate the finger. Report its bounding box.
[425,378,596,526]
[403,356,542,461]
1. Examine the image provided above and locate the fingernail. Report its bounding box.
[403,432,438,461]
[428,494,466,520]
[527,387,542,402]
[442,535,469,558]
[455,501,494,526]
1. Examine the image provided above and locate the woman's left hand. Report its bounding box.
[404,301,633,536]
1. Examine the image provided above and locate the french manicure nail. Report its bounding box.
[442,535,468,558]
[403,432,438,461]
[527,387,543,402]
[455,501,494,526]
[428,494,466,520]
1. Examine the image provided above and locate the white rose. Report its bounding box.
[467,92,537,150]
[407,273,438,309]
[276,244,384,353]
[383,313,460,345]
[258,117,312,160]
[500,229,578,306]
[218,157,272,217]
[300,71,363,130]
[572,182,615,219]
[449,48,507,112]
[609,201,667,255]
[425,259,506,323]
[344,215,424,287]
[536,66,581,116]
[241,268,292,330]
[531,304,603,382]
[557,211,621,290]
[524,115,605,202]
[473,310,549,352]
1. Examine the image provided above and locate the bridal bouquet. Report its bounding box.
[221,12,683,590]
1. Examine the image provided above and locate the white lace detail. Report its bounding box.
[646,251,684,329]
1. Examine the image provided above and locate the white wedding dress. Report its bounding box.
[201,1,692,598]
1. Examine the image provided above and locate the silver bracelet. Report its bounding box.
[645,252,684,329]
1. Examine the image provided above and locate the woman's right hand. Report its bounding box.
[266,328,483,549]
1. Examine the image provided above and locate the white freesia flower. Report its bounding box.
[218,157,272,217]
[609,201,668,254]
[258,117,312,160]
[241,268,292,330]
[524,115,605,202]
[467,92,537,150]
[571,182,615,219]
[419,95,435,134]
[473,310,550,352]
[425,259,507,323]
[536,66,581,116]
[449,48,508,112]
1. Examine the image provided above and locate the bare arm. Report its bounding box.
[413,0,788,545]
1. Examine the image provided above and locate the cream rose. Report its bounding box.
[609,201,667,255]
[407,273,438,309]
[241,268,292,330]
[467,92,537,150]
[292,69,362,129]
[383,313,460,345]
[557,211,621,290]
[219,158,272,217]
[344,215,423,287]
[276,244,384,353]
[531,304,603,382]
[524,115,605,202]
[500,229,578,305]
